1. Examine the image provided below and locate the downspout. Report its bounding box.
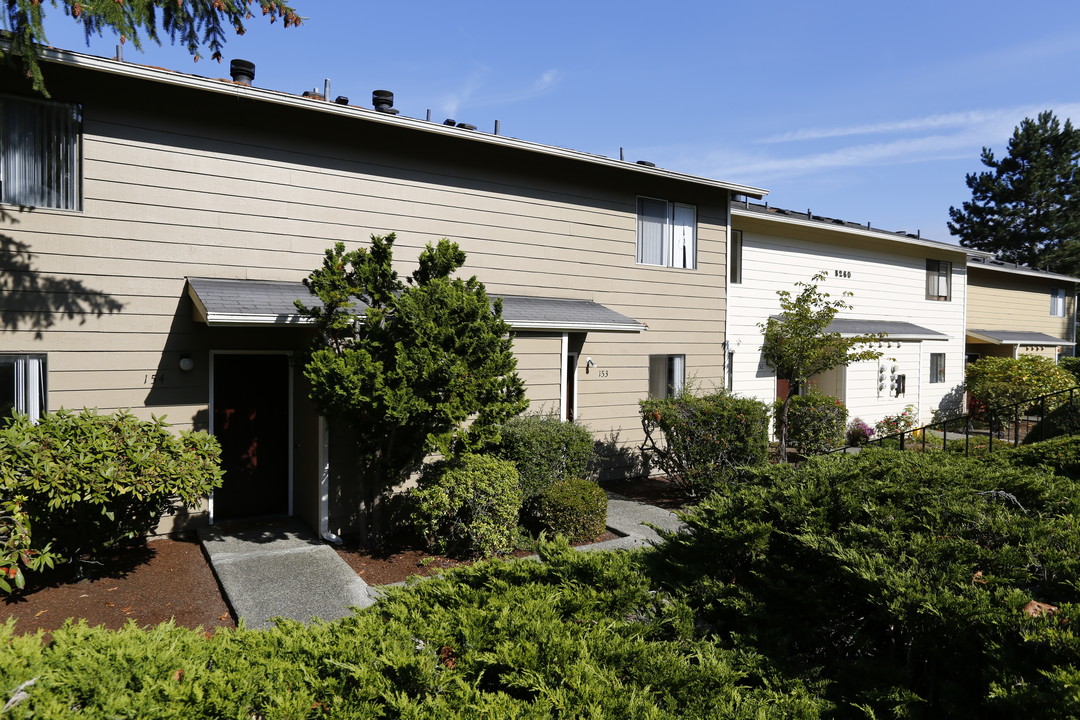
[318,416,343,545]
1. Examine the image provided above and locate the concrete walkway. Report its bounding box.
[199,493,682,629]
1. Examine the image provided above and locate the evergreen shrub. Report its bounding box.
[0,409,223,572]
[534,478,608,542]
[410,453,522,557]
[640,390,769,497]
[651,448,1080,717]
[0,540,825,718]
[492,412,593,499]
[774,389,846,454]
[998,434,1080,477]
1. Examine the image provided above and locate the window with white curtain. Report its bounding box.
[648,355,685,398]
[1,96,82,210]
[925,259,951,301]
[1050,288,1065,317]
[637,197,696,269]
[0,355,46,422]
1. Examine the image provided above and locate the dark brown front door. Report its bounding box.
[212,353,290,521]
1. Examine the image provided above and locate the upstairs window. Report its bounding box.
[1,96,82,210]
[1051,287,1065,317]
[637,198,696,269]
[925,259,951,301]
[0,354,46,423]
[648,354,685,398]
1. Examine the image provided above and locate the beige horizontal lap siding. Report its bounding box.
[967,269,1074,340]
[511,333,562,415]
[4,85,728,484]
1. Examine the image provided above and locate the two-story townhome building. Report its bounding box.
[727,200,976,429]
[0,46,765,536]
[965,256,1078,362]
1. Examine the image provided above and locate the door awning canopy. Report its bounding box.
[186,277,647,333]
[767,315,949,341]
[967,329,1075,346]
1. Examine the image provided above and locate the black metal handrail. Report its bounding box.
[826,386,1080,458]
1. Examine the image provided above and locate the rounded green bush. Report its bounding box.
[639,391,770,496]
[534,478,608,542]
[0,409,224,576]
[493,413,594,499]
[774,389,847,454]
[410,453,522,557]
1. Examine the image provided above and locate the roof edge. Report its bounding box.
[733,206,982,256]
[31,44,768,199]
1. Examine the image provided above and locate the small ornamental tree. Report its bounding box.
[759,272,883,461]
[297,234,528,545]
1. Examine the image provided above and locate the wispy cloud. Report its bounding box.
[672,102,1080,184]
[440,68,561,118]
[759,104,1080,144]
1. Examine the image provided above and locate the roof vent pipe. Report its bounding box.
[372,90,399,114]
[230,59,255,85]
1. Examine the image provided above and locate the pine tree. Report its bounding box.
[759,272,882,461]
[2,0,301,96]
[296,234,528,546]
[948,111,1080,275]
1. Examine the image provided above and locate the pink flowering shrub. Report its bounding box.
[875,404,919,437]
[846,418,874,446]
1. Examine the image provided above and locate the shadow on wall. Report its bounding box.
[933,384,967,423]
[0,209,124,338]
[590,430,648,481]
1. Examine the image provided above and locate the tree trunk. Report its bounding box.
[777,380,798,463]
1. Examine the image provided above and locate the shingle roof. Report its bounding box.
[967,329,1074,346]
[186,277,645,332]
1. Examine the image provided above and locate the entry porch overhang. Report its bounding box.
[768,315,950,341]
[186,277,647,333]
[966,329,1075,347]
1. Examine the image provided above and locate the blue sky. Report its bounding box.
[33,0,1080,243]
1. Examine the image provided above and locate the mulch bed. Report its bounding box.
[1,479,685,635]
[334,529,622,586]
[1,534,235,637]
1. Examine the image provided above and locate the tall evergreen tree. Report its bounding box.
[296,234,527,546]
[948,111,1080,275]
[1,0,301,96]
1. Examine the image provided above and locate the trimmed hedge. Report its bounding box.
[640,391,770,496]
[492,413,594,500]
[534,478,608,542]
[410,453,522,557]
[0,409,223,580]
[775,389,846,454]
